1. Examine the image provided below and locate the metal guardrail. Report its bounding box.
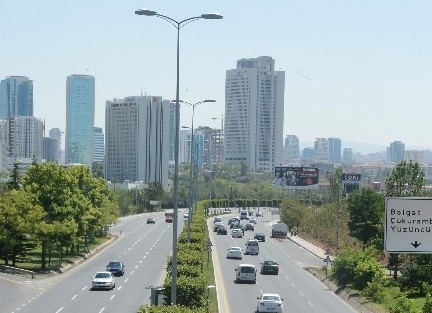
[0,264,36,279]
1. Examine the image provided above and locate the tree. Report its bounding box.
[92,161,104,178]
[280,198,305,234]
[385,160,425,280]
[328,166,342,203]
[346,187,384,248]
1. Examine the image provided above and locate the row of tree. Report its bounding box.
[0,162,119,269]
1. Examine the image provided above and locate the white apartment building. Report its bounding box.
[105,96,170,188]
[314,138,329,162]
[284,135,300,164]
[7,116,44,161]
[224,56,285,173]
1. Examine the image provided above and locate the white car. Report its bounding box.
[91,271,115,290]
[231,228,243,238]
[250,217,257,224]
[183,211,189,219]
[227,247,243,259]
[256,293,284,313]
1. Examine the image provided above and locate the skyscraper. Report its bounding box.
[388,141,405,163]
[65,74,95,166]
[7,116,44,160]
[105,96,170,188]
[328,137,342,163]
[48,127,62,163]
[314,138,329,162]
[224,56,285,173]
[93,127,104,163]
[284,135,300,164]
[0,76,33,119]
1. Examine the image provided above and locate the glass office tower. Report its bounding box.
[65,74,95,166]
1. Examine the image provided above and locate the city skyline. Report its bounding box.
[1,1,432,148]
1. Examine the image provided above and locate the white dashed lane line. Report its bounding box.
[71,295,77,300]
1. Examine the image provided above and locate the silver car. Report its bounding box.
[91,271,115,290]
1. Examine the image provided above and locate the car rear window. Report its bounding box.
[240,266,255,273]
[247,241,258,246]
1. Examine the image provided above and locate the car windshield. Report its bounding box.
[109,262,120,267]
[230,247,241,251]
[264,261,276,265]
[262,295,280,301]
[240,266,255,273]
[95,273,111,278]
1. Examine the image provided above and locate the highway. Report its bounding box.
[1,212,177,313]
[210,211,358,313]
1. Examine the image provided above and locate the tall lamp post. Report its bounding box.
[135,9,222,305]
[185,100,215,243]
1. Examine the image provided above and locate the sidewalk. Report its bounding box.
[285,234,332,261]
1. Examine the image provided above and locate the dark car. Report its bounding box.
[238,224,245,235]
[260,260,279,275]
[245,223,255,231]
[147,217,156,224]
[217,227,228,235]
[106,261,125,276]
[254,232,266,242]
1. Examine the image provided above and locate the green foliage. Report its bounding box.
[390,294,420,313]
[399,257,432,294]
[385,160,425,197]
[422,293,432,313]
[163,274,208,308]
[279,198,305,228]
[346,187,384,248]
[361,277,388,303]
[331,246,384,290]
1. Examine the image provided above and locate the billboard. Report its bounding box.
[274,167,319,189]
[341,170,361,196]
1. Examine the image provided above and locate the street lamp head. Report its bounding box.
[203,99,216,103]
[201,13,223,20]
[135,8,157,16]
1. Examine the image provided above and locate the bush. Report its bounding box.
[361,277,387,303]
[331,246,384,290]
[423,293,432,313]
[162,275,208,308]
[137,305,206,313]
[390,294,420,313]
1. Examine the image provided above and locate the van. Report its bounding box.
[244,239,259,255]
[240,210,249,220]
[235,264,256,283]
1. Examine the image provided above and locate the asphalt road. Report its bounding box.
[210,213,359,313]
[1,212,179,313]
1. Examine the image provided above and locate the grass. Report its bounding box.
[2,235,114,274]
[203,216,218,313]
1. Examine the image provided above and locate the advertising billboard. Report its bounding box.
[341,170,361,196]
[274,166,319,189]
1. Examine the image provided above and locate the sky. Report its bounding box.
[1,1,432,151]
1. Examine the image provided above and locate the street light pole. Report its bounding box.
[135,9,222,305]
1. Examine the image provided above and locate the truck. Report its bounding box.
[165,212,174,223]
[270,222,288,238]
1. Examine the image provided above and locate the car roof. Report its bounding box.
[229,246,241,249]
[262,293,281,297]
[238,263,255,267]
[256,232,265,235]
[96,271,112,274]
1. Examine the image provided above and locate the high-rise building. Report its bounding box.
[43,137,58,161]
[302,147,315,160]
[0,76,33,119]
[65,74,95,166]
[284,135,300,164]
[93,127,104,163]
[224,56,285,173]
[7,116,44,160]
[387,141,405,163]
[328,137,342,163]
[314,138,329,162]
[343,148,353,166]
[105,96,170,188]
[48,127,62,163]
[168,102,176,162]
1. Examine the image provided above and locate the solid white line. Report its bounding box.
[71,295,77,300]
[55,307,64,313]
[110,295,115,301]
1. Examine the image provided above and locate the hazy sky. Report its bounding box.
[1,1,431,149]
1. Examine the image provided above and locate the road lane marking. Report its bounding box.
[139,260,143,264]
[124,278,129,282]
[72,295,77,300]
[55,307,64,313]
[82,286,87,291]
[98,307,105,313]
[299,290,304,296]
[135,265,139,269]
[118,286,123,290]
[110,295,115,300]
[308,300,314,307]
[291,282,296,287]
